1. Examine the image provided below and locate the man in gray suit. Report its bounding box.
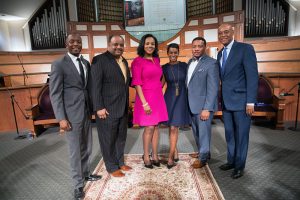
[187,37,219,168]
[50,33,101,199]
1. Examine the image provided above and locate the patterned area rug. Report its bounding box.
[84,153,224,200]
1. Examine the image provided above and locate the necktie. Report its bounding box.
[76,58,85,86]
[117,58,127,82]
[222,47,227,73]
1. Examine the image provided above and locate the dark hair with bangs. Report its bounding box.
[137,34,159,57]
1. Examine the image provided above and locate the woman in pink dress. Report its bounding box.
[131,34,168,168]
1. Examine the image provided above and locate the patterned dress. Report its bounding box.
[131,56,168,126]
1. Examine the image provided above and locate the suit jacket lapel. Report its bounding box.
[105,51,126,83]
[186,59,193,86]
[64,55,83,85]
[189,56,207,84]
[217,49,224,79]
[82,58,90,88]
[125,60,130,86]
[223,41,237,77]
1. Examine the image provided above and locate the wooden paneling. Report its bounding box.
[250,36,300,51]
[0,52,63,87]
[258,62,300,73]
[0,64,51,74]
[6,74,49,87]
[0,86,42,132]
[256,50,300,62]
[0,52,65,64]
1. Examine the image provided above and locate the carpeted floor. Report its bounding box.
[0,119,299,200]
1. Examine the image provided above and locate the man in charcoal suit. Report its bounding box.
[91,35,132,177]
[217,24,258,179]
[187,37,219,168]
[50,33,101,199]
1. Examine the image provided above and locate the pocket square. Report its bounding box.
[198,69,207,72]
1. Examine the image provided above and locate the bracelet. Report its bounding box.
[142,102,148,107]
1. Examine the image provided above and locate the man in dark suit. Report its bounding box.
[186,37,219,168]
[217,24,259,179]
[91,35,132,177]
[49,33,101,199]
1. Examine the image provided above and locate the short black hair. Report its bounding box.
[167,43,179,53]
[192,37,206,46]
[65,32,81,43]
[137,34,159,57]
[108,35,124,43]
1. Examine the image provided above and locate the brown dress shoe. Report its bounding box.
[189,153,199,158]
[191,160,206,169]
[110,170,125,177]
[120,165,132,171]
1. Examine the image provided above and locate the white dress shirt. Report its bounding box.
[219,39,234,67]
[67,52,87,79]
[187,57,201,85]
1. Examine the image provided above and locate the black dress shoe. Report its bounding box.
[219,163,234,171]
[74,187,84,199]
[231,170,244,179]
[85,174,102,181]
[167,162,176,169]
[144,163,153,169]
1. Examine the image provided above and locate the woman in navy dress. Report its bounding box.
[162,43,190,169]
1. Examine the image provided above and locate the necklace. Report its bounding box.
[170,62,180,96]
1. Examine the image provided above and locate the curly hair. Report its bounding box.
[137,34,159,57]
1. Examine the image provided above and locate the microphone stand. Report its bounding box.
[17,54,33,105]
[5,87,29,139]
[288,82,300,131]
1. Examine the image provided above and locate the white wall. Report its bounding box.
[0,21,11,51]
[23,23,32,51]
[288,6,300,36]
[0,20,28,51]
[7,20,27,51]
[295,11,300,35]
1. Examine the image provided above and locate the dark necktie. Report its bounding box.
[221,47,227,74]
[76,58,85,86]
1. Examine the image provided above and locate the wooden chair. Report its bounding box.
[214,75,285,130]
[253,75,285,129]
[26,84,134,136]
[26,84,58,136]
